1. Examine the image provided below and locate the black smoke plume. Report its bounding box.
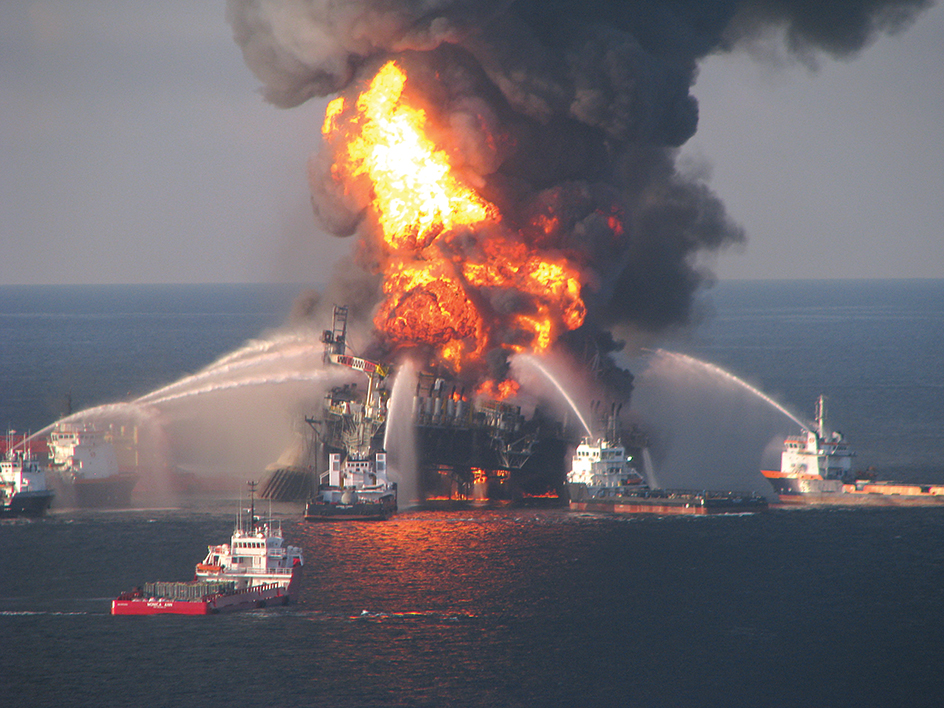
[227,0,929,397]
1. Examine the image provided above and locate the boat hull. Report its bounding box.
[112,583,291,616]
[763,470,944,507]
[304,495,397,521]
[773,490,944,507]
[0,489,55,518]
[74,474,139,507]
[568,488,768,515]
[50,473,139,508]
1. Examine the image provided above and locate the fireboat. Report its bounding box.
[302,306,398,521]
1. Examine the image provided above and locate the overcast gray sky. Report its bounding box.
[2,0,942,285]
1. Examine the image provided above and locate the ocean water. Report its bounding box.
[2,280,944,707]
[0,284,302,433]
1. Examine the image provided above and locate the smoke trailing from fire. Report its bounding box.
[227,0,929,397]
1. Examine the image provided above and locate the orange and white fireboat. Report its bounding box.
[762,395,944,506]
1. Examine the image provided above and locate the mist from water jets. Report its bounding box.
[383,359,420,508]
[136,330,324,406]
[29,401,159,440]
[627,349,800,495]
[141,370,335,407]
[28,400,183,502]
[648,349,811,430]
[511,354,593,437]
[31,325,354,503]
[641,447,660,489]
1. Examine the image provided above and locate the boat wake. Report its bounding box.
[0,610,89,616]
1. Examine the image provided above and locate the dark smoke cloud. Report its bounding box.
[227,0,929,390]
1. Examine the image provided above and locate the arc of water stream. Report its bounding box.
[513,354,593,438]
[649,349,812,431]
[136,337,323,405]
[142,369,334,407]
[26,332,330,442]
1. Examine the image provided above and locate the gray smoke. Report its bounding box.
[227,0,929,380]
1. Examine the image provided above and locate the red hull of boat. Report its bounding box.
[111,583,292,616]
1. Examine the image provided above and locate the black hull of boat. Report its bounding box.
[568,485,768,515]
[303,497,397,522]
[0,490,55,518]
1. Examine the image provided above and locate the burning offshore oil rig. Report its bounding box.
[261,305,572,506]
[257,56,645,507]
[234,0,922,507]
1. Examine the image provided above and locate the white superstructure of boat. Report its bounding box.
[1,437,55,517]
[195,488,304,593]
[46,424,138,507]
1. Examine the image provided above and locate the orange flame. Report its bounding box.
[330,62,495,252]
[475,379,521,400]
[323,60,587,384]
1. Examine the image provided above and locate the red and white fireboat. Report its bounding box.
[112,485,304,615]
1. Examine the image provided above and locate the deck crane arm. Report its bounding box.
[327,353,390,380]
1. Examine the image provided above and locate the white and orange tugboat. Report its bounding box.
[112,484,303,615]
[567,413,767,515]
[762,395,944,506]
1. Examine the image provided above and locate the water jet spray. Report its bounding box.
[512,354,593,438]
[646,349,812,430]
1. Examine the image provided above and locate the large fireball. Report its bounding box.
[322,60,587,385]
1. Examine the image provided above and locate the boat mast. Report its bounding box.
[247,480,257,532]
[815,395,827,439]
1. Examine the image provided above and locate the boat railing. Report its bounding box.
[137,580,286,602]
[239,566,296,576]
[659,488,765,500]
[599,487,764,501]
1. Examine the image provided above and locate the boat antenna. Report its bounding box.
[247,480,257,532]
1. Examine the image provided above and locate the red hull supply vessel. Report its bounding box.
[112,485,303,616]
[762,395,944,507]
[112,581,291,615]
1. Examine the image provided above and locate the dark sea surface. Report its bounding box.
[681,279,944,476]
[2,280,944,707]
[0,283,303,433]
